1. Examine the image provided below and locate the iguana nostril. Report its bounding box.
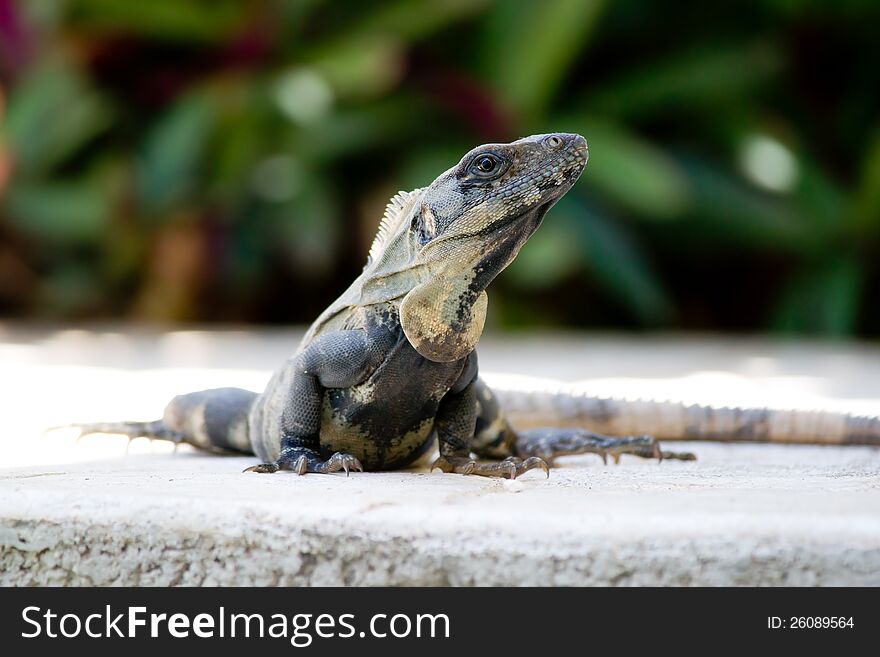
[545,135,563,149]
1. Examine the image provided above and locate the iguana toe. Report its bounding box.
[243,462,280,474]
[517,456,550,479]
[432,454,548,479]
[317,452,364,476]
[244,451,363,476]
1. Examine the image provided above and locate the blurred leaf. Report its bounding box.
[137,92,215,216]
[37,261,104,317]
[250,154,305,204]
[268,178,340,277]
[294,97,424,162]
[850,128,880,236]
[772,255,862,336]
[791,155,846,234]
[66,0,247,41]
[17,3,67,31]
[340,0,488,44]
[486,0,606,119]
[207,112,264,205]
[395,141,473,192]
[589,42,783,119]
[3,59,113,176]
[566,115,690,219]
[566,197,674,326]
[303,0,487,100]
[504,213,584,290]
[312,37,404,100]
[3,178,112,242]
[682,156,821,252]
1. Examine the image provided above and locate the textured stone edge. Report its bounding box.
[3,516,879,586]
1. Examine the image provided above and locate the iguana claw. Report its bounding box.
[243,462,281,474]
[244,451,363,476]
[324,452,364,476]
[431,454,549,479]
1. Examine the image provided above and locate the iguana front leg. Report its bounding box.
[431,360,548,479]
[245,330,377,476]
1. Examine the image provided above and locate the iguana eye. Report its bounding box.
[476,156,496,172]
[468,153,504,178]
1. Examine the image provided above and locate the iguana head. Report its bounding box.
[365,133,589,362]
[415,132,588,246]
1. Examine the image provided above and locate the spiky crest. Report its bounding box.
[367,188,422,264]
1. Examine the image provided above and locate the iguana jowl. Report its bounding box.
[70,133,880,476]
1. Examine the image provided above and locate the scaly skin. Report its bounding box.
[64,133,699,477]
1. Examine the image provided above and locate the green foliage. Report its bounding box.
[773,255,863,336]
[566,114,690,219]
[0,0,878,335]
[4,177,112,242]
[484,0,606,119]
[66,0,248,41]
[138,91,216,217]
[3,58,113,176]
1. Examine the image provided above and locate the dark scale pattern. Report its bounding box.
[435,356,479,457]
[317,326,474,469]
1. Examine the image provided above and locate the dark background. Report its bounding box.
[1,0,878,336]
[1,586,872,652]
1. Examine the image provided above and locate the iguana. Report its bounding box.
[67,133,880,478]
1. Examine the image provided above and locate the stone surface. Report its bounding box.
[1,325,879,586]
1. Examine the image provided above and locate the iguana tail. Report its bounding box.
[490,381,880,446]
[64,388,257,454]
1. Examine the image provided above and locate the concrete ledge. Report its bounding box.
[1,326,879,586]
[3,444,880,586]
